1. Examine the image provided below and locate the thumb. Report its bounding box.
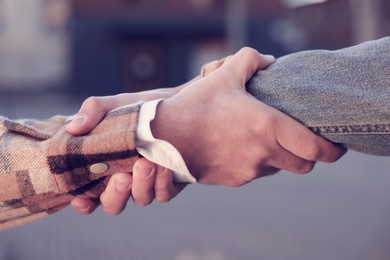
[66,97,108,136]
[219,47,275,86]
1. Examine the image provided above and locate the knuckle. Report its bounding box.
[82,96,102,111]
[155,185,173,203]
[251,120,274,142]
[260,112,278,131]
[101,195,125,216]
[303,139,322,160]
[154,186,168,197]
[240,47,258,58]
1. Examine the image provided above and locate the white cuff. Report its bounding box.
[135,99,196,183]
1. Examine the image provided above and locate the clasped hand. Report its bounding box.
[66,48,346,215]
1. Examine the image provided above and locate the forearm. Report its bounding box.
[246,37,390,156]
[0,104,141,230]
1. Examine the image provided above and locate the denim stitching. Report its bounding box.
[310,124,390,134]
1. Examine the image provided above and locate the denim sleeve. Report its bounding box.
[246,37,390,156]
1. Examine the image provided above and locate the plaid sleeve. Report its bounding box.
[0,103,141,230]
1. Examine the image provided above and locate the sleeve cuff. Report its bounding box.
[135,99,196,183]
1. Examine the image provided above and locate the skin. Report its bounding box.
[151,48,346,186]
[67,78,197,215]
[70,159,186,215]
[67,48,346,214]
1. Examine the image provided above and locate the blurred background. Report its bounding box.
[0,0,389,259]
[0,0,389,95]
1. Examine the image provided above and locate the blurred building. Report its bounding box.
[0,0,69,91]
[0,0,389,95]
[70,0,390,95]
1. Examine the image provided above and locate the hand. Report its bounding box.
[67,87,192,215]
[151,47,347,186]
[70,158,186,215]
[66,80,197,135]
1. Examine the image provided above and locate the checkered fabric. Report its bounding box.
[0,103,141,230]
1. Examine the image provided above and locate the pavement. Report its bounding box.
[0,94,389,260]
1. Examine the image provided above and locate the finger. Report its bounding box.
[132,158,156,207]
[154,165,187,203]
[66,96,112,136]
[272,108,347,163]
[70,197,100,215]
[66,94,136,136]
[268,145,317,175]
[100,173,132,216]
[219,47,275,85]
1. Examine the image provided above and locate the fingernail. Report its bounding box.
[76,203,90,211]
[262,54,276,62]
[69,114,85,126]
[115,178,132,192]
[137,166,155,179]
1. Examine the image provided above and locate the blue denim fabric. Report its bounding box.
[247,37,390,156]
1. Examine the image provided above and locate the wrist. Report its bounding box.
[150,100,196,177]
[150,100,176,147]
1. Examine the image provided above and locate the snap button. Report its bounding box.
[90,163,109,174]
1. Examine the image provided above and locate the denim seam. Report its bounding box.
[309,124,390,134]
